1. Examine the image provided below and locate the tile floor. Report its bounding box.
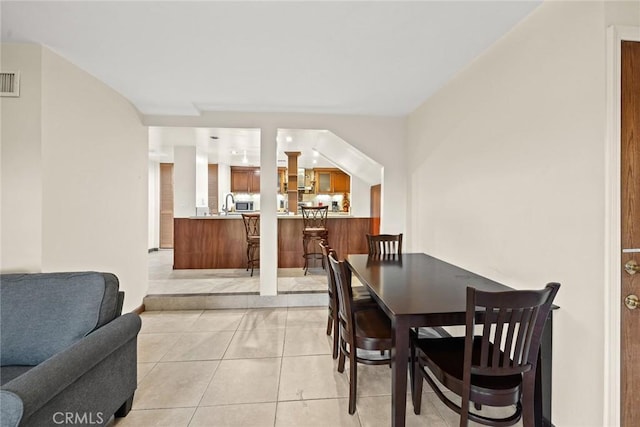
[114,250,522,426]
[148,249,328,295]
[113,307,521,427]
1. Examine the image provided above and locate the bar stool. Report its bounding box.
[241,213,260,276]
[301,206,329,275]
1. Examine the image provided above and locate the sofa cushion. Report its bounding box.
[95,272,121,330]
[0,272,106,366]
[0,366,34,386]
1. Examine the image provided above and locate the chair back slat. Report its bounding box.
[301,206,328,229]
[320,240,336,302]
[366,234,403,256]
[502,309,522,367]
[241,213,260,238]
[491,308,509,368]
[328,253,354,341]
[467,283,560,377]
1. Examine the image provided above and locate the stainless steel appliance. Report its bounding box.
[235,201,254,212]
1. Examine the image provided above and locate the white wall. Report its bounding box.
[1,43,149,313]
[350,175,371,218]
[1,44,43,271]
[148,160,160,249]
[407,2,637,425]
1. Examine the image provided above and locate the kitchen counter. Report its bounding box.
[188,212,354,219]
[174,216,373,269]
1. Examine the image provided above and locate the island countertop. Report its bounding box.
[187,213,355,219]
[174,216,373,269]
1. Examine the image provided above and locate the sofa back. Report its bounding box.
[0,272,120,366]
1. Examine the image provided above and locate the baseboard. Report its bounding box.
[148,248,159,253]
[131,304,145,314]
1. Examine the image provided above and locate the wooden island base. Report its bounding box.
[173,216,373,269]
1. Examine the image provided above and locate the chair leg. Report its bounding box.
[412,358,423,415]
[409,341,415,405]
[326,313,333,336]
[332,316,339,359]
[521,372,536,427]
[338,341,346,373]
[460,393,470,427]
[348,349,358,414]
[302,236,309,275]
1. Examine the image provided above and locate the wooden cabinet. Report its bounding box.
[317,171,331,193]
[332,171,350,193]
[231,167,260,193]
[314,168,350,194]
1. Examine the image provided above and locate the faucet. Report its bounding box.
[223,193,235,215]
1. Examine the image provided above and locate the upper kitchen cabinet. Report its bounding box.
[314,168,350,194]
[231,166,261,193]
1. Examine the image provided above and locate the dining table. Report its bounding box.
[346,253,555,427]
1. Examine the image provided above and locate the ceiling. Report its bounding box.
[149,126,363,170]
[1,1,541,117]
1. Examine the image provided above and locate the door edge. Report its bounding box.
[605,25,640,427]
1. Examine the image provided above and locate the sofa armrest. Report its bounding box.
[1,313,141,425]
[0,390,23,427]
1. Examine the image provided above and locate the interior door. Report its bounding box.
[159,163,174,248]
[620,40,640,427]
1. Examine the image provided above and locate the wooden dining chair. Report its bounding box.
[366,233,403,256]
[319,240,375,359]
[301,206,329,275]
[411,283,560,426]
[241,213,260,276]
[328,253,393,415]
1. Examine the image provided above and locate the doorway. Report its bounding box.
[620,40,640,427]
[606,27,640,426]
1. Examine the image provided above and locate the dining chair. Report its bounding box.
[411,283,560,426]
[366,233,403,256]
[301,206,329,275]
[241,213,260,276]
[328,253,393,414]
[319,240,375,359]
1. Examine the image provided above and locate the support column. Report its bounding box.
[195,129,209,211]
[173,146,196,218]
[260,127,278,296]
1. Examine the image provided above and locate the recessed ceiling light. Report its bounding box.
[231,150,238,155]
[286,136,293,142]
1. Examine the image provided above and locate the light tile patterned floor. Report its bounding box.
[115,250,522,426]
[113,307,521,427]
[148,249,328,295]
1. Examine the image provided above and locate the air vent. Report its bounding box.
[0,71,20,97]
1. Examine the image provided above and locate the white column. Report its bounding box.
[195,129,209,209]
[173,146,196,218]
[260,126,278,296]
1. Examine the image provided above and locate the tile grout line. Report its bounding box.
[187,309,239,426]
[272,306,290,426]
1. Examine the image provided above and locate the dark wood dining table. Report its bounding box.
[346,253,555,427]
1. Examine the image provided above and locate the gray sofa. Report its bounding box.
[0,272,141,427]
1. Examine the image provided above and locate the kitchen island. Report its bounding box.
[173,215,373,269]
